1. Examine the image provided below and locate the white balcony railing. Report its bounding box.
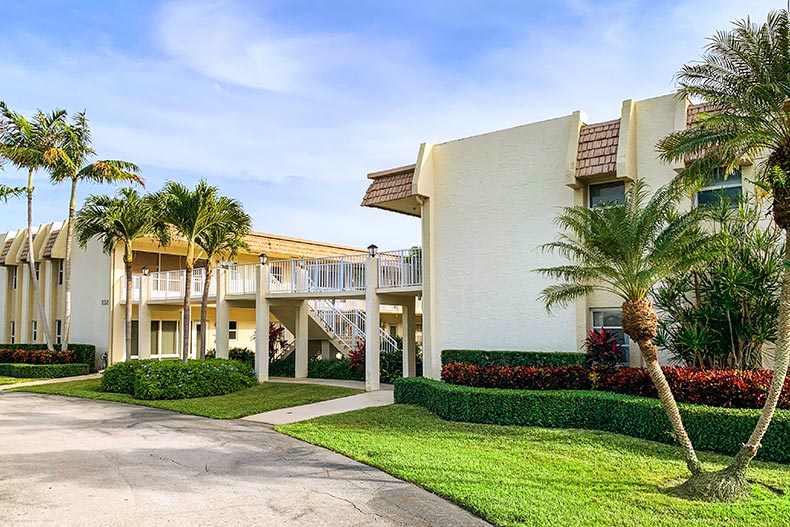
[378,249,422,289]
[226,263,257,295]
[270,255,367,294]
[150,267,215,301]
[121,274,142,303]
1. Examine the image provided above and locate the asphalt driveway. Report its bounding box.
[0,392,488,527]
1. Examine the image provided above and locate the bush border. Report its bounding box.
[0,363,90,379]
[394,377,790,463]
[442,349,585,367]
[0,343,96,371]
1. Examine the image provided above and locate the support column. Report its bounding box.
[254,264,270,382]
[138,273,152,359]
[365,255,380,391]
[295,300,309,378]
[0,267,8,342]
[215,266,229,359]
[402,296,417,378]
[43,260,55,340]
[19,265,31,343]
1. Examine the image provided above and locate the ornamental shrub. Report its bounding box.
[394,378,790,463]
[100,359,256,400]
[0,348,77,364]
[0,344,95,369]
[0,363,89,378]
[441,362,790,410]
[442,350,585,367]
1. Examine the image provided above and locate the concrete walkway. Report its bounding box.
[0,391,488,527]
[244,389,395,425]
[0,372,101,390]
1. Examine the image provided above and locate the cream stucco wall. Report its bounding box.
[69,239,112,366]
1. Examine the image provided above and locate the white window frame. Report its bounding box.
[695,168,742,207]
[12,266,17,289]
[590,308,630,364]
[32,320,38,342]
[57,260,64,285]
[228,321,238,340]
[55,319,62,345]
[34,262,40,281]
[10,321,15,344]
[588,181,626,208]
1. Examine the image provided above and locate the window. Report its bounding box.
[55,320,62,345]
[34,262,40,281]
[12,266,17,289]
[589,181,626,208]
[389,324,398,339]
[9,321,15,344]
[696,168,742,207]
[32,320,38,342]
[57,260,64,285]
[270,263,283,283]
[591,309,630,363]
[229,321,238,340]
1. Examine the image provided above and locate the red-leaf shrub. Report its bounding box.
[0,348,78,365]
[348,341,366,372]
[441,362,790,410]
[441,362,592,390]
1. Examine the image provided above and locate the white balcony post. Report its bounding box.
[215,266,230,359]
[0,266,7,342]
[138,273,152,359]
[295,300,309,378]
[365,255,381,391]
[402,296,417,378]
[254,264,270,382]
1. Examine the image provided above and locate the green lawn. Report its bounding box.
[278,405,790,527]
[0,376,35,385]
[12,379,361,419]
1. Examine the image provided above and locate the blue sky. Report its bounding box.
[0,0,782,248]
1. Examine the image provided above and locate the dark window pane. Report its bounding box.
[697,186,742,206]
[589,182,625,208]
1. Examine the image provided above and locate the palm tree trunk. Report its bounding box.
[61,178,77,352]
[26,168,55,351]
[622,298,702,476]
[182,264,193,362]
[199,264,212,360]
[124,251,133,361]
[729,229,790,473]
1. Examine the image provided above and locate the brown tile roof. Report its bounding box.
[245,232,366,259]
[0,237,14,265]
[43,228,60,259]
[361,165,416,208]
[18,239,30,262]
[687,102,718,125]
[575,119,620,178]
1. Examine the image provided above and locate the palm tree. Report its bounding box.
[0,102,66,350]
[153,181,244,361]
[49,111,143,352]
[657,9,790,499]
[74,188,162,361]
[536,180,717,481]
[195,216,251,359]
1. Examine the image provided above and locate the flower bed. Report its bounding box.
[441,362,790,410]
[0,348,78,365]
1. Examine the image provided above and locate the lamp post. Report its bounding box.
[141,266,149,276]
[258,253,268,265]
[367,244,378,257]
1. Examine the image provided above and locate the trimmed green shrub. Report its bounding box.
[442,350,585,367]
[0,343,96,370]
[269,350,415,383]
[0,363,89,378]
[100,360,151,394]
[132,359,256,400]
[394,378,790,463]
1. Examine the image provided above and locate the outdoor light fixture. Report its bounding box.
[259,253,268,265]
[220,260,230,269]
[367,244,378,257]
[141,266,149,276]
[336,352,343,360]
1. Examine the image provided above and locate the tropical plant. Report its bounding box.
[194,208,251,359]
[0,102,66,350]
[536,179,717,482]
[654,196,783,369]
[152,181,248,361]
[584,328,622,369]
[74,188,162,362]
[48,111,143,352]
[656,9,790,499]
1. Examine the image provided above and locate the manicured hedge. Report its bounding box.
[442,350,585,367]
[0,349,77,364]
[0,344,96,370]
[394,377,790,463]
[0,363,89,378]
[100,359,257,400]
[442,363,790,410]
[269,351,418,384]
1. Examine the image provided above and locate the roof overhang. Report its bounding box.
[361,164,421,217]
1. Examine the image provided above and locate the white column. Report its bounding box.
[43,260,55,338]
[254,264,270,382]
[320,340,331,361]
[215,267,229,359]
[402,296,417,378]
[420,198,440,379]
[365,256,381,391]
[19,265,31,343]
[295,300,309,378]
[138,273,152,359]
[0,267,8,342]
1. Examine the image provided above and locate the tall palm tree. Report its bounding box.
[537,180,717,480]
[74,188,162,361]
[49,111,143,352]
[657,9,790,499]
[153,181,243,361]
[0,102,66,350]
[195,216,251,359]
